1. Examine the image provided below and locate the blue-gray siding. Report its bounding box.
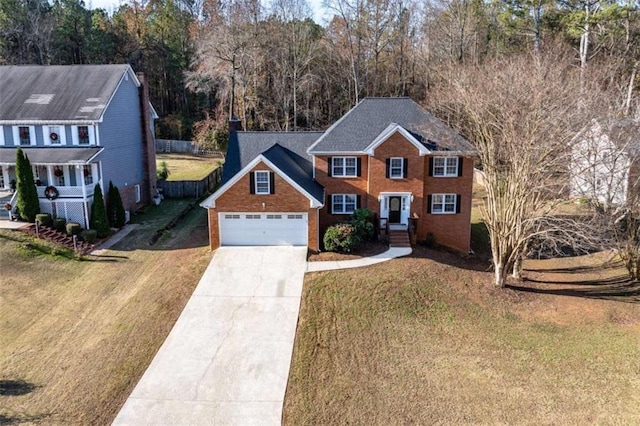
[96,75,145,191]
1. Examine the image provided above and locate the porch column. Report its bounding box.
[79,165,89,229]
[1,165,8,189]
[47,165,54,187]
[63,165,71,186]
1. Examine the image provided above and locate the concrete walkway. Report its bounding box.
[306,246,412,272]
[113,246,308,425]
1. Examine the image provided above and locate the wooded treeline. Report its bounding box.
[0,0,638,138]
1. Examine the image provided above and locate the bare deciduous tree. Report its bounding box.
[429,51,589,287]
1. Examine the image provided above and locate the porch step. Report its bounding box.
[388,229,411,248]
[21,224,94,255]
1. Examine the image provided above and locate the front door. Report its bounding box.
[389,196,401,223]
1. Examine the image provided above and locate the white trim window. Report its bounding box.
[44,125,65,145]
[332,194,357,214]
[255,171,270,194]
[433,157,459,177]
[431,194,457,214]
[72,125,95,146]
[0,125,4,146]
[14,126,36,146]
[390,157,404,179]
[332,157,357,177]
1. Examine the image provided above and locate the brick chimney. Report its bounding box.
[228,118,243,133]
[137,72,157,204]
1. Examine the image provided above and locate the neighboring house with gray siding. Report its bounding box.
[0,64,158,227]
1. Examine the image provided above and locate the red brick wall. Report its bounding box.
[208,161,319,251]
[368,132,425,223]
[422,156,474,253]
[315,132,474,253]
[315,155,369,232]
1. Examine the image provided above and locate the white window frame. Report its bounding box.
[14,126,36,146]
[44,125,66,146]
[71,125,95,146]
[390,157,404,179]
[332,194,357,215]
[0,125,4,146]
[431,193,457,214]
[332,157,357,177]
[254,171,270,194]
[433,157,459,177]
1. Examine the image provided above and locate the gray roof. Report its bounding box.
[222,132,324,202]
[0,65,135,123]
[0,147,103,165]
[309,97,475,154]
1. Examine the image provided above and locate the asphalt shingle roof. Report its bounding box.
[0,147,103,165]
[222,131,324,202]
[0,65,133,123]
[309,97,475,154]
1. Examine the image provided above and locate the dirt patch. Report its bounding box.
[308,241,389,262]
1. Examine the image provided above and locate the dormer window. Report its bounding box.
[78,126,90,145]
[49,126,61,144]
[19,127,30,145]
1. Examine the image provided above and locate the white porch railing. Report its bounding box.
[36,184,96,199]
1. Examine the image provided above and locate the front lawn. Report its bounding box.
[284,248,640,424]
[0,202,211,424]
[156,153,221,181]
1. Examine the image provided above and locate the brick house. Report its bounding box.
[201,97,476,253]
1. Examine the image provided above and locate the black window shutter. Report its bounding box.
[386,158,390,178]
[356,195,361,209]
[327,195,333,213]
[456,195,461,213]
[457,157,464,177]
[249,172,255,194]
[356,158,362,176]
[403,158,408,178]
[269,172,275,194]
[428,157,434,177]
[427,195,432,213]
[327,157,333,177]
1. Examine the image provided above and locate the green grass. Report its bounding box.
[284,252,640,424]
[156,153,221,181]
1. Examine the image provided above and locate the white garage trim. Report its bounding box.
[219,212,308,246]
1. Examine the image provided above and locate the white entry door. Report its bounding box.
[219,212,308,246]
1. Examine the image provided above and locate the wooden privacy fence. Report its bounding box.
[158,168,223,199]
[156,139,224,158]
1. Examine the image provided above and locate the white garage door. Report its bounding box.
[219,213,308,246]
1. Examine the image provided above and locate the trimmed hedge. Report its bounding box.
[35,213,52,227]
[53,217,67,232]
[66,222,82,236]
[81,229,98,244]
[323,223,361,253]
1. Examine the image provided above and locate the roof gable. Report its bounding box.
[200,151,323,209]
[202,131,325,209]
[308,97,475,154]
[0,65,139,124]
[364,123,431,156]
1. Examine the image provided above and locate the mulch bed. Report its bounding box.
[308,241,389,262]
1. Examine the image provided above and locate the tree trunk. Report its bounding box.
[494,259,508,288]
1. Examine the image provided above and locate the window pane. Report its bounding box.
[19,127,30,145]
[78,126,90,144]
[391,158,402,167]
[445,158,458,175]
[345,158,356,167]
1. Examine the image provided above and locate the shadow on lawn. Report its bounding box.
[0,379,37,396]
[506,280,640,303]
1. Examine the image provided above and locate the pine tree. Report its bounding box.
[15,148,40,222]
[106,181,126,228]
[90,183,111,238]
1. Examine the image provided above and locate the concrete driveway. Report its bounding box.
[113,246,308,425]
